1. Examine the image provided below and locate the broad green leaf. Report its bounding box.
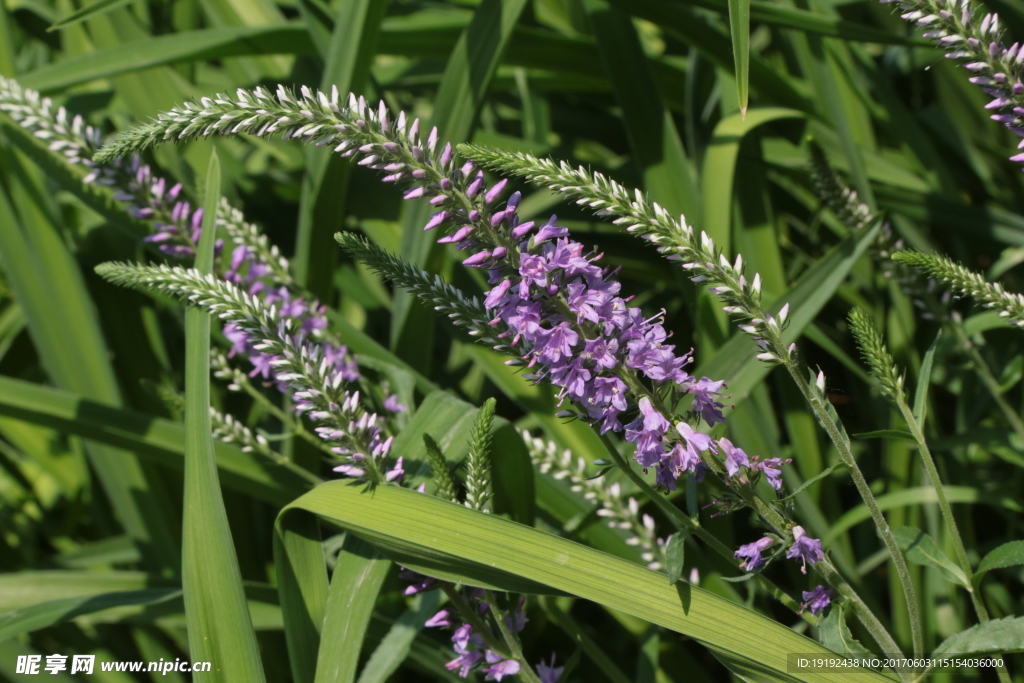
[357,591,442,683]
[974,540,1024,585]
[0,375,309,505]
[825,488,1023,544]
[48,0,135,31]
[393,0,528,372]
[181,153,265,683]
[314,535,391,683]
[727,0,750,117]
[276,481,892,683]
[932,616,1024,657]
[582,0,699,220]
[817,604,872,657]
[893,526,970,588]
[0,589,183,641]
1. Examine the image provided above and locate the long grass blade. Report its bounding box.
[181,152,265,682]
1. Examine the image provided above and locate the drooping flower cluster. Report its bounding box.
[880,0,1024,168]
[801,585,834,615]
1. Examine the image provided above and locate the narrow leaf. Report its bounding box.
[727,0,751,117]
[314,535,391,683]
[357,591,442,683]
[48,0,135,31]
[851,430,916,441]
[913,330,941,429]
[182,152,265,682]
[0,589,182,641]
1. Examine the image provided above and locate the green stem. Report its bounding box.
[779,345,924,661]
[896,396,1012,683]
[484,590,544,683]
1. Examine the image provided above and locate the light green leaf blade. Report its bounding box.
[182,152,265,682]
[357,591,442,683]
[974,540,1024,585]
[727,0,750,117]
[314,535,391,683]
[817,604,872,657]
[932,616,1024,657]
[48,0,135,31]
[276,481,893,683]
[894,526,970,588]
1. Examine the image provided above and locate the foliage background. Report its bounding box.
[1,0,1023,679]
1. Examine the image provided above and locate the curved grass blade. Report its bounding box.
[314,535,391,683]
[0,589,183,641]
[276,481,894,683]
[181,152,265,682]
[356,591,442,683]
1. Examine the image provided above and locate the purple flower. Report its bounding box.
[734,536,774,571]
[801,585,833,615]
[786,526,824,573]
[384,394,407,413]
[426,609,453,628]
[749,456,788,491]
[718,438,749,478]
[482,653,520,681]
[688,377,726,424]
[537,655,564,683]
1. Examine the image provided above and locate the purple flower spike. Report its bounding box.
[719,438,750,477]
[532,215,569,245]
[424,211,449,231]
[801,585,834,615]
[734,536,774,571]
[786,526,824,573]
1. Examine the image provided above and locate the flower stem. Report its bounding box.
[949,319,1024,442]
[597,433,811,620]
[779,343,924,660]
[484,590,543,683]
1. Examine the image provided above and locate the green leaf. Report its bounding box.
[851,430,916,441]
[314,535,391,683]
[665,533,686,585]
[824,489,1023,544]
[357,591,442,683]
[974,540,1024,585]
[727,0,750,117]
[776,463,846,502]
[181,152,265,683]
[276,481,892,683]
[0,589,182,641]
[48,0,135,31]
[893,526,970,588]
[913,330,941,429]
[0,375,309,505]
[817,604,872,657]
[932,616,1024,657]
